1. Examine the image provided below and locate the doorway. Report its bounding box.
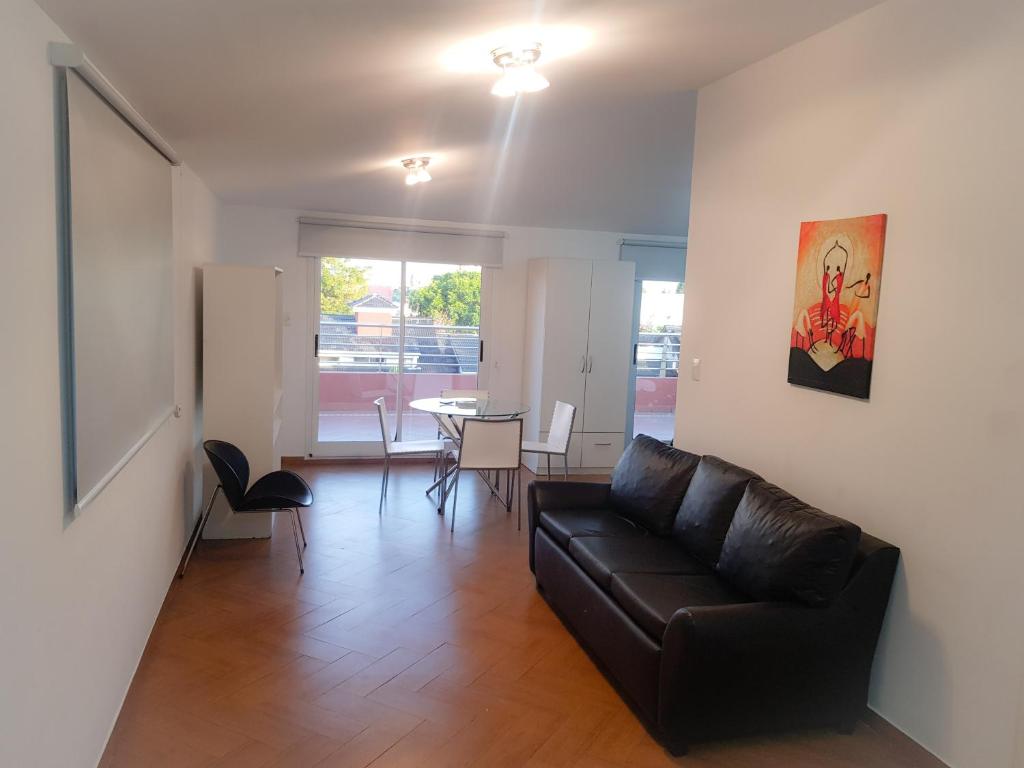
[626,279,682,443]
[309,257,483,456]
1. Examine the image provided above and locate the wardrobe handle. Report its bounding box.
[314,333,319,358]
[479,340,484,362]
[632,344,638,365]
[587,356,593,373]
[580,355,587,373]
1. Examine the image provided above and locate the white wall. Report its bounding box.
[0,1,220,765]
[677,1,1024,766]
[217,204,678,456]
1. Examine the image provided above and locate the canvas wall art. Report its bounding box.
[788,213,887,399]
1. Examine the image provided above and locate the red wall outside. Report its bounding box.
[319,372,677,412]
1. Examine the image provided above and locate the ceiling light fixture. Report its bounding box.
[490,43,549,97]
[401,156,432,186]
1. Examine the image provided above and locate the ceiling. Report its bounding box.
[36,0,880,235]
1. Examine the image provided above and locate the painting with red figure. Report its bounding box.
[788,213,887,399]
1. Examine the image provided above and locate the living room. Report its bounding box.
[1,1,1021,767]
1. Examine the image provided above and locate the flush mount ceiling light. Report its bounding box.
[401,156,432,186]
[441,25,591,74]
[490,43,549,97]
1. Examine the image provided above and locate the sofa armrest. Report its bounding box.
[529,481,611,511]
[659,601,858,745]
[528,481,611,573]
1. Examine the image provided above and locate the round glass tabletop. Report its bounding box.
[408,397,530,418]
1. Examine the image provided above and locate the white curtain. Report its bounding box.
[620,240,686,282]
[65,71,174,510]
[298,218,504,266]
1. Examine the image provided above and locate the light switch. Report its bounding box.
[691,357,701,381]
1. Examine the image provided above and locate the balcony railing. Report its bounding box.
[635,332,681,377]
[318,318,480,374]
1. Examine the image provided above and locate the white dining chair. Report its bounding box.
[520,400,577,479]
[374,397,451,511]
[441,388,490,400]
[448,417,524,532]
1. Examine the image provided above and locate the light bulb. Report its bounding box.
[401,156,433,186]
[491,70,517,98]
[490,45,549,98]
[491,63,549,97]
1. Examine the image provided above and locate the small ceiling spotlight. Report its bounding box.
[401,156,432,186]
[490,43,549,97]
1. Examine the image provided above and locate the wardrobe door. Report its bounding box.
[539,259,592,432]
[582,260,635,433]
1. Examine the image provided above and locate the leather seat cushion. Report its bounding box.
[610,573,750,640]
[718,480,862,607]
[568,536,711,590]
[672,455,761,567]
[539,509,646,549]
[609,435,701,535]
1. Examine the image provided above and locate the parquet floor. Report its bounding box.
[101,461,929,768]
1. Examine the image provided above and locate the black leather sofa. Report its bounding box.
[528,435,899,754]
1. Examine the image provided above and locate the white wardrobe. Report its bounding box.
[522,258,635,471]
[201,264,284,539]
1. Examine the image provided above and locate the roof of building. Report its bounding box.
[350,293,398,310]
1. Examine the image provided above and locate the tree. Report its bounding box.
[408,271,481,327]
[320,259,369,314]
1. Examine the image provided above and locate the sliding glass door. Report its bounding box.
[401,262,482,440]
[309,257,482,456]
[628,280,682,443]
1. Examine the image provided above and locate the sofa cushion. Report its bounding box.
[539,509,646,549]
[717,480,862,607]
[672,456,760,567]
[609,435,701,535]
[610,573,751,640]
[567,536,711,590]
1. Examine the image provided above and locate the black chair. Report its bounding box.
[178,440,313,577]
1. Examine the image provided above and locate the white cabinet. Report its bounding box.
[201,264,284,539]
[523,258,635,470]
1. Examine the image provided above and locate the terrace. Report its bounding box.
[316,315,680,443]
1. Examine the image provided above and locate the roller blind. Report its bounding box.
[63,70,174,511]
[298,218,505,266]
[620,240,687,282]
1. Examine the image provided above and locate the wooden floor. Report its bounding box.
[101,461,928,768]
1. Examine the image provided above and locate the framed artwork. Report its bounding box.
[788,213,887,399]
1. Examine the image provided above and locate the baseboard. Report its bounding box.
[861,709,950,768]
[283,455,433,465]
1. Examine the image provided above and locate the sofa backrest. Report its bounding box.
[671,455,760,566]
[716,479,862,607]
[609,435,700,535]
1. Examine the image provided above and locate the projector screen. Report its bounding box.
[62,71,174,511]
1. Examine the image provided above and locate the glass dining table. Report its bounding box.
[408,397,530,513]
[408,397,530,420]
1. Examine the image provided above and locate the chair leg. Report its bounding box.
[295,507,307,548]
[178,485,219,578]
[379,454,390,514]
[507,469,517,518]
[517,467,523,530]
[289,508,304,574]
[450,469,461,533]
